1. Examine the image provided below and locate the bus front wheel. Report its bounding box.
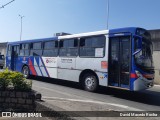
[22,66,30,79]
[83,73,98,92]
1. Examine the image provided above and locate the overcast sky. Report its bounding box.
[0,0,160,42]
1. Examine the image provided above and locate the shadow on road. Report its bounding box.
[31,76,160,107]
[98,86,160,107]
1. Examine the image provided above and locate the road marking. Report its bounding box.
[42,96,143,111]
[33,84,143,111]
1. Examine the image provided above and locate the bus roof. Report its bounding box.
[8,37,58,45]
[58,30,109,40]
[8,27,143,45]
[110,27,140,34]
[58,27,141,40]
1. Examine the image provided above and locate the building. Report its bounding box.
[149,30,160,84]
[0,42,7,56]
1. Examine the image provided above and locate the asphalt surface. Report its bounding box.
[0,67,160,120]
[30,76,160,120]
[31,76,160,111]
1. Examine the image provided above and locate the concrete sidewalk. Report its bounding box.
[1,97,160,120]
[0,117,51,120]
[0,101,74,120]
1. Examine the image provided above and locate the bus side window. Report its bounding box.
[43,41,58,57]
[19,44,29,56]
[30,42,42,56]
[79,35,105,57]
[59,39,78,57]
[24,44,30,56]
[20,44,24,56]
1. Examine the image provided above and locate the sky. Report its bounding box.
[0,0,160,42]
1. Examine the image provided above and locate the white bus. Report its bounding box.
[6,27,154,91]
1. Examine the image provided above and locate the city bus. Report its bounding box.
[6,27,154,91]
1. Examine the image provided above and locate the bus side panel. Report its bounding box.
[58,69,80,82]
[16,56,29,73]
[41,57,58,78]
[6,55,26,73]
[96,72,108,86]
[76,35,109,86]
[6,56,11,69]
[57,57,80,82]
[27,56,56,78]
[28,56,39,76]
[76,57,108,86]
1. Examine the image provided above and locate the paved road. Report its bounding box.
[0,67,159,120]
[31,76,160,113]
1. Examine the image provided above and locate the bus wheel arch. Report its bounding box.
[79,69,99,92]
[22,65,30,79]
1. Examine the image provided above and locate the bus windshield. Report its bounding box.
[135,29,154,69]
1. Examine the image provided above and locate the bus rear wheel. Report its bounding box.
[83,73,98,92]
[22,66,30,79]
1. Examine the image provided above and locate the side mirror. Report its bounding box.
[133,35,142,55]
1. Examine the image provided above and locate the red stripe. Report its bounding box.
[143,74,154,79]
[130,73,138,78]
[29,59,37,75]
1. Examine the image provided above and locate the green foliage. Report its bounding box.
[0,69,32,91]
[0,69,12,90]
[10,71,32,91]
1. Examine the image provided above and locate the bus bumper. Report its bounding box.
[133,77,154,91]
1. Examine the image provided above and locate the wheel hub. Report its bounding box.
[23,67,28,78]
[85,77,95,88]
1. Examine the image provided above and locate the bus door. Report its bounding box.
[108,35,131,89]
[11,45,19,71]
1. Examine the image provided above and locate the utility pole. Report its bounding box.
[107,0,110,29]
[19,15,24,41]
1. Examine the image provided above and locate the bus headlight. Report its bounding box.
[135,70,142,78]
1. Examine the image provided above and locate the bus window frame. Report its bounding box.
[7,45,11,56]
[19,43,30,57]
[42,40,59,57]
[30,42,43,56]
[79,35,106,58]
[59,38,79,58]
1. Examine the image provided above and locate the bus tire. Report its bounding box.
[22,66,30,79]
[82,73,98,92]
